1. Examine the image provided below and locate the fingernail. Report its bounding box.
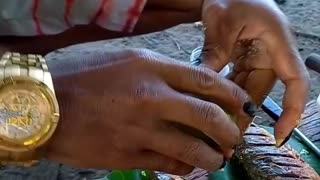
[275,138,284,148]
[243,102,258,118]
[276,130,293,148]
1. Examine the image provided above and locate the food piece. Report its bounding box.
[234,124,320,180]
[151,124,319,180]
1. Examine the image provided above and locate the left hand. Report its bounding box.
[200,0,310,146]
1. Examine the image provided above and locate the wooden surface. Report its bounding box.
[0,103,318,180]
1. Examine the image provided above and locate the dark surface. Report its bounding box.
[275,0,287,5]
[306,53,320,74]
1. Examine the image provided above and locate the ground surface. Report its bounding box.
[48,0,320,110]
[47,0,320,126]
[1,1,320,179]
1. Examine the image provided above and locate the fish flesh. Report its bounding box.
[151,124,320,180]
[235,124,319,180]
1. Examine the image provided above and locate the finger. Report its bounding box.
[127,151,194,175]
[147,125,225,172]
[238,70,277,133]
[244,70,277,105]
[274,79,308,147]
[274,78,309,146]
[262,31,310,145]
[201,4,242,71]
[230,40,276,105]
[159,91,240,153]
[225,69,276,133]
[156,62,249,117]
[226,71,253,133]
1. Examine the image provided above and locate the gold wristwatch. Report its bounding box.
[0,52,59,166]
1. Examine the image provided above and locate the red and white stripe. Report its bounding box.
[0,0,147,36]
[64,0,76,28]
[95,0,147,32]
[122,0,146,32]
[32,0,44,35]
[69,0,102,26]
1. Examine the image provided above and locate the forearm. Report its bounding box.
[0,26,121,55]
[0,0,203,55]
[136,0,203,33]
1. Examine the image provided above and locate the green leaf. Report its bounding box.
[105,170,154,180]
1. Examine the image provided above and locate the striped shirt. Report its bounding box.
[0,0,147,36]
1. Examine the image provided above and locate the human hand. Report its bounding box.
[45,48,250,175]
[201,0,310,146]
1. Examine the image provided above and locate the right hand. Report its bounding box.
[46,49,250,175]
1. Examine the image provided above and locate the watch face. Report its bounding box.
[0,77,59,150]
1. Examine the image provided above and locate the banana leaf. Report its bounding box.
[98,126,320,180]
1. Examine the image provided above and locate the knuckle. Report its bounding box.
[196,102,240,146]
[132,86,153,105]
[192,68,217,90]
[130,83,161,108]
[181,141,202,164]
[196,101,220,128]
[125,48,152,58]
[231,85,247,103]
[128,48,159,64]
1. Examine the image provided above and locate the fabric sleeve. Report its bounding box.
[0,0,147,36]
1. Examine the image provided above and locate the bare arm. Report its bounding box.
[0,0,203,55]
